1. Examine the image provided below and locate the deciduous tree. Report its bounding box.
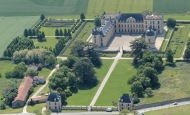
[94,17,101,26]
[131,81,144,95]
[167,18,176,28]
[166,47,174,64]
[80,13,85,21]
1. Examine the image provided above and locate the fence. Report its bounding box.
[90,106,118,111]
[164,27,175,52]
[62,105,88,111]
[133,97,190,110]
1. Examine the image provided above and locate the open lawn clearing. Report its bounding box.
[39,27,70,36]
[62,22,94,56]
[153,0,190,14]
[66,59,114,105]
[48,15,95,20]
[86,0,153,16]
[0,16,39,57]
[0,0,89,16]
[164,15,190,20]
[145,104,190,115]
[167,24,190,58]
[27,103,46,113]
[33,37,59,49]
[137,61,190,106]
[95,60,137,106]
[165,29,172,39]
[0,107,23,114]
[159,40,168,52]
[122,53,134,58]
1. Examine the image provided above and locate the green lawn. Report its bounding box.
[122,53,134,58]
[27,103,46,113]
[167,24,190,58]
[137,61,190,106]
[99,53,117,57]
[145,104,190,115]
[66,59,114,105]
[37,83,50,97]
[165,29,172,39]
[0,16,39,57]
[164,15,190,20]
[0,107,23,114]
[33,37,59,49]
[95,60,137,106]
[159,40,168,52]
[62,22,94,56]
[39,27,70,36]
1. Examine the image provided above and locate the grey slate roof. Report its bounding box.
[100,19,113,37]
[27,65,38,71]
[118,13,143,22]
[120,93,131,103]
[47,92,60,102]
[92,26,100,35]
[145,27,155,36]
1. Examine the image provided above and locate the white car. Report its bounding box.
[106,108,112,112]
[173,102,178,105]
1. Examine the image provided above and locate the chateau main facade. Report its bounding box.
[92,12,164,48]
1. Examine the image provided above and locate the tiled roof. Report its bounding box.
[28,96,48,102]
[118,13,143,22]
[47,92,60,102]
[12,76,33,103]
[100,19,113,37]
[120,93,131,103]
[145,27,155,36]
[92,26,100,35]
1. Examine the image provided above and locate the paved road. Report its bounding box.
[23,64,60,113]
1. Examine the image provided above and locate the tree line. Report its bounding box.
[55,28,71,37]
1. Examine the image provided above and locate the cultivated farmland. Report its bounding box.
[0,16,39,57]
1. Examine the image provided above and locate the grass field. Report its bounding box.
[0,107,23,114]
[39,27,70,36]
[0,0,89,16]
[0,16,39,57]
[153,0,190,14]
[137,61,190,105]
[165,29,172,39]
[66,59,114,105]
[95,60,137,106]
[32,37,59,49]
[145,104,190,115]
[27,103,46,113]
[167,24,190,58]
[122,53,134,58]
[159,40,168,52]
[62,22,94,56]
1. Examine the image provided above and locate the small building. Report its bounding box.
[12,76,33,108]
[28,96,48,104]
[142,26,156,49]
[119,93,133,111]
[46,92,62,110]
[33,76,45,84]
[27,65,39,71]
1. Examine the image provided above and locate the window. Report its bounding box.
[145,21,147,24]
[153,25,154,29]
[142,29,144,32]
[146,25,147,28]
[142,25,144,28]
[125,29,126,32]
[158,21,160,24]
[119,24,120,27]
[139,25,141,28]
[55,103,56,105]
[122,25,123,28]
[119,29,120,32]
[149,39,150,43]
[150,21,152,24]
[122,104,123,106]
[114,21,116,24]
[122,29,123,32]
[101,38,103,41]
[95,39,96,43]
[133,24,135,28]
[158,25,160,29]
[55,106,57,109]
[49,106,51,109]
[94,35,96,38]
[125,25,126,27]
[49,102,50,105]
[136,25,138,28]
[136,29,138,32]
[115,25,116,28]
[139,29,141,32]
[115,29,116,32]
[158,30,160,33]
[134,29,135,32]
[128,29,129,32]
[131,24,132,28]
[128,24,129,27]
[153,21,154,24]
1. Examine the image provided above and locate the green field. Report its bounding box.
[27,103,46,113]
[137,61,190,106]
[62,22,94,56]
[0,0,89,16]
[153,0,190,14]
[67,59,114,105]
[159,40,168,52]
[95,60,137,106]
[0,16,39,57]
[39,27,70,36]
[32,37,59,49]
[165,29,172,39]
[0,107,23,114]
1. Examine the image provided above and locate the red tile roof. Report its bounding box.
[28,96,48,102]
[12,76,33,103]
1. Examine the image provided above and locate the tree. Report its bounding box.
[37,33,42,41]
[42,31,45,38]
[119,109,130,115]
[29,87,34,95]
[166,47,174,64]
[0,73,1,78]
[60,55,78,68]
[55,29,59,36]
[40,14,45,21]
[44,109,51,115]
[167,18,176,28]
[0,104,6,110]
[80,13,85,21]
[28,29,32,36]
[145,87,154,97]
[131,81,144,95]
[26,69,37,76]
[70,40,85,57]
[64,28,67,36]
[45,54,56,67]
[184,45,190,59]
[131,110,139,115]
[130,38,149,64]
[60,29,63,36]
[143,67,158,86]
[133,97,140,104]
[24,29,28,37]
[127,74,137,84]
[34,109,42,115]
[94,17,101,26]
[32,29,36,36]
[73,58,97,86]
[68,29,71,36]
[67,72,77,88]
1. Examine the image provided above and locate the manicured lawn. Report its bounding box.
[164,29,172,39]
[159,40,168,52]
[164,15,190,20]
[66,59,114,105]
[39,27,70,36]
[95,59,137,106]
[33,37,59,49]
[99,53,117,57]
[48,15,95,20]
[145,104,190,115]
[137,61,190,105]
[62,22,94,56]
[122,53,134,58]
[37,83,50,97]
[0,107,23,114]
[27,103,46,113]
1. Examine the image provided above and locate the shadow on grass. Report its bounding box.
[152,83,161,90]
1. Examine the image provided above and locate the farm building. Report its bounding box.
[33,76,45,84]
[28,96,48,104]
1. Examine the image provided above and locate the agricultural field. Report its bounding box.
[0,16,39,57]
[32,37,59,49]
[0,0,89,16]
[62,22,94,56]
[137,61,190,106]
[153,0,190,14]
[66,59,114,105]
[145,104,190,115]
[95,60,137,106]
[167,24,190,58]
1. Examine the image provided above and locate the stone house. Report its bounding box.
[28,96,48,104]
[46,92,62,110]
[33,76,45,84]
[119,93,133,111]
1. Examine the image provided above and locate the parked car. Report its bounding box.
[173,102,178,105]
[106,108,112,112]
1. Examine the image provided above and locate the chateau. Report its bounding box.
[92,12,164,49]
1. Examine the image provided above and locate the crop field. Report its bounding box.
[86,0,153,16]
[0,0,89,16]
[95,60,137,106]
[137,61,190,106]
[153,0,190,14]
[167,24,190,58]
[0,16,39,57]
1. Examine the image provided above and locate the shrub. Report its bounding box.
[64,89,72,97]
[133,97,140,104]
[0,73,1,78]
[145,87,154,97]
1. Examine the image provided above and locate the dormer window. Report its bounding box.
[94,36,96,38]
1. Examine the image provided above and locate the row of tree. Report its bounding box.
[37,31,45,41]
[55,28,71,37]
[53,37,68,56]
[24,29,38,37]
[183,37,190,59]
